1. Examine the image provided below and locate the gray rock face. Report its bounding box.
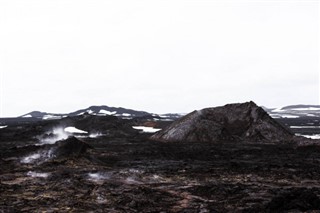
[151,101,293,142]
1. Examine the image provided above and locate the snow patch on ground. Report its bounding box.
[64,127,88,134]
[297,134,320,140]
[269,114,281,118]
[132,126,162,133]
[99,110,116,115]
[43,115,62,120]
[89,133,105,138]
[307,114,316,117]
[281,115,300,118]
[306,135,320,139]
[27,171,49,178]
[291,107,320,111]
[74,132,105,138]
[290,126,320,129]
[122,113,132,117]
[22,114,32,118]
[272,108,285,112]
[0,125,8,129]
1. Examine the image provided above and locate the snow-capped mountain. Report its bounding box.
[21,111,66,120]
[263,105,320,140]
[1,103,319,139]
[18,105,182,121]
[16,104,320,121]
[264,105,320,119]
[68,105,151,118]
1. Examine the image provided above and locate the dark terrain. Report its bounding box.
[1,103,320,212]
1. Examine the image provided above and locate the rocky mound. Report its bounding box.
[54,136,93,158]
[151,101,293,142]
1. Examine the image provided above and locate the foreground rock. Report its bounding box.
[266,188,320,211]
[2,139,320,212]
[151,101,293,142]
[54,136,93,158]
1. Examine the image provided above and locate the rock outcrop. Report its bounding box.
[151,101,293,142]
[54,136,93,158]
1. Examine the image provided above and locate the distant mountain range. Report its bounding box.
[17,105,183,121]
[0,104,319,125]
[19,104,320,120]
[263,105,320,119]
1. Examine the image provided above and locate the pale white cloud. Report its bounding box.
[0,0,318,116]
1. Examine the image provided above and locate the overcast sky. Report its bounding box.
[0,0,319,117]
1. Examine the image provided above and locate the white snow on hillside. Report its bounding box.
[272,108,285,112]
[307,114,316,117]
[122,113,132,117]
[281,115,300,118]
[132,126,162,133]
[43,115,62,120]
[64,127,88,134]
[89,133,105,138]
[296,134,320,140]
[291,107,320,111]
[290,126,320,129]
[22,114,32,118]
[306,134,320,139]
[99,110,117,115]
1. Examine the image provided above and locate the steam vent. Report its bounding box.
[151,101,293,142]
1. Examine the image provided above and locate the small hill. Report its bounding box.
[151,101,293,142]
[54,137,93,158]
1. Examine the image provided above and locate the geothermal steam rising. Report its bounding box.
[21,148,55,164]
[22,126,105,164]
[39,126,104,144]
[40,127,69,144]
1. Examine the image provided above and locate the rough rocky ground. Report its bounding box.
[1,114,320,212]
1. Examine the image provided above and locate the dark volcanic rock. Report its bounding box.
[151,101,293,142]
[16,137,93,165]
[54,137,93,158]
[266,188,320,211]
